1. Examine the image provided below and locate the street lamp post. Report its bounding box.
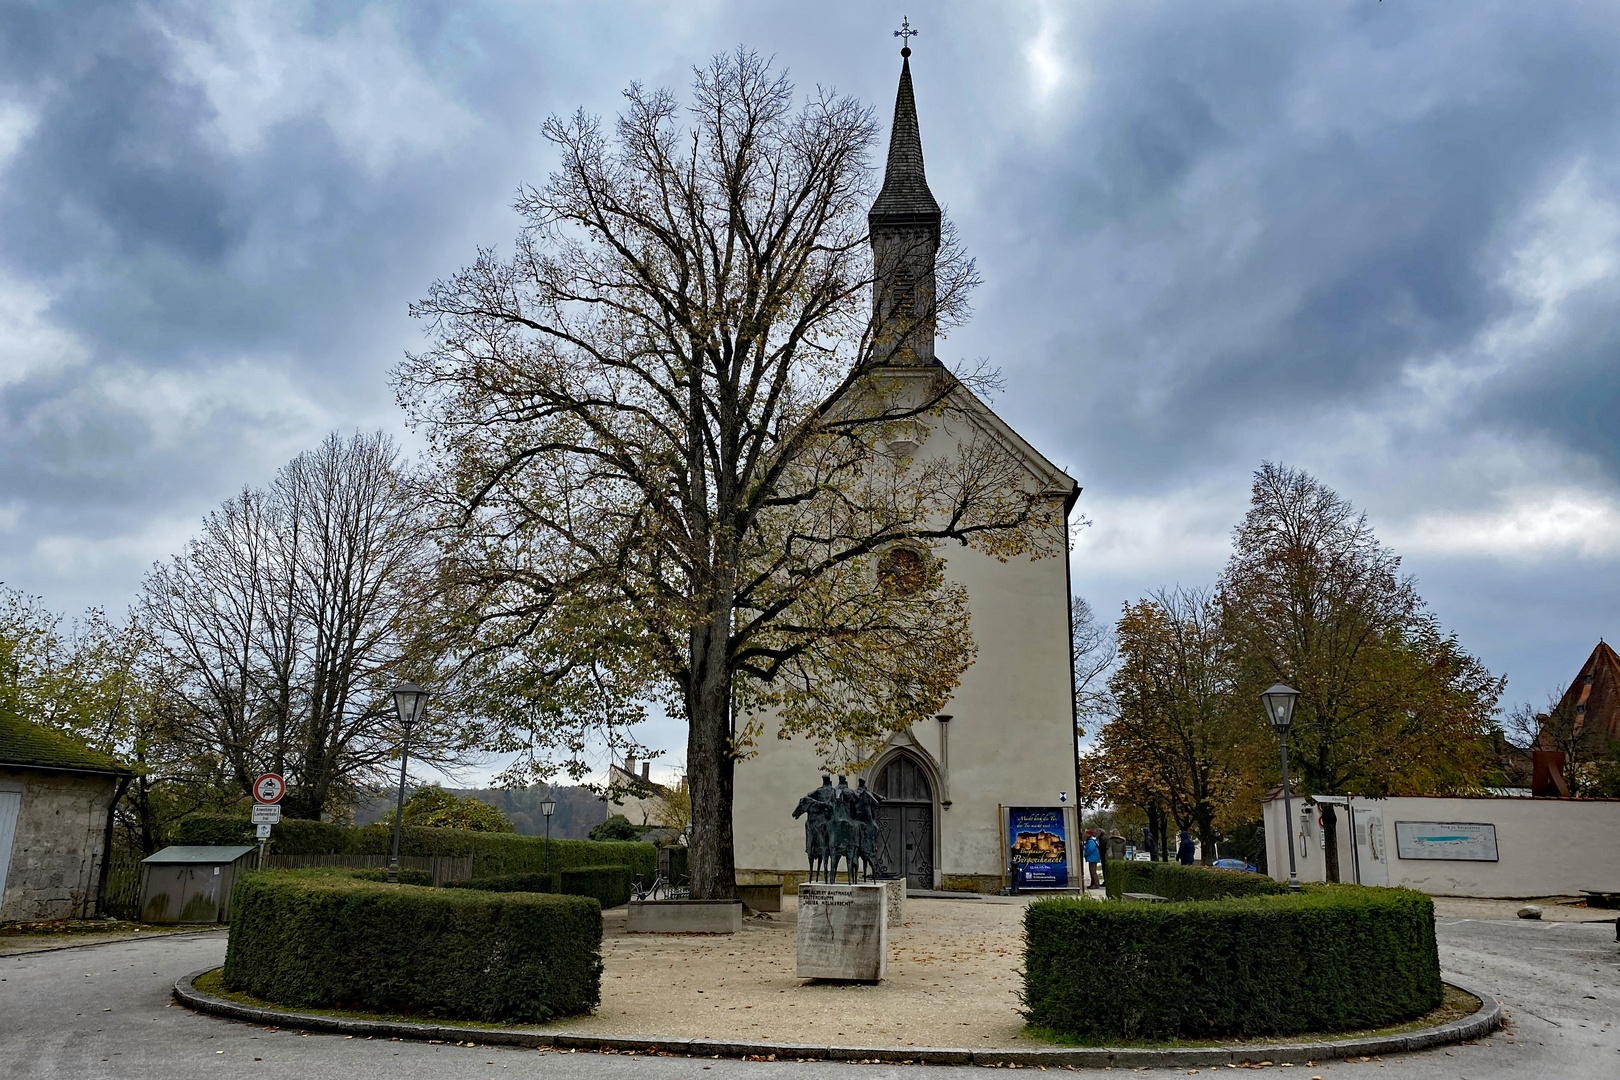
[388,682,431,883]
[540,794,557,878]
[1261,682,1303,893]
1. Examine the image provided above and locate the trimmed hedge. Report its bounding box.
[445,873,558,894]
[1104,860,1287,902]
[173,814,656,880]
[176,814,355,855]
[222,869,602,1022]
[560,865,632,909]
[1024,887,1442,1040]
[349,867,434,886]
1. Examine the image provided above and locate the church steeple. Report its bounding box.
[869,48,942,365]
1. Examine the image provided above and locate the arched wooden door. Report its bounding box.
[873,755,934,889]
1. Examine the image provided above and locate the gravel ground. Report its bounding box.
[567,895,1033,1048]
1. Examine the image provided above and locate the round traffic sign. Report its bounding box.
[253,773,286,804]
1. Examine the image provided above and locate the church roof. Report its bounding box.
[1548,640,1620,748]
[869,55,941,226]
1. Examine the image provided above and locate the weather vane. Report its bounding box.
[893,17,917,56]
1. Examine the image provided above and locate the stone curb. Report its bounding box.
[174,969,1504,1068]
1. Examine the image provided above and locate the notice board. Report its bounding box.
[1394,821,1499,862]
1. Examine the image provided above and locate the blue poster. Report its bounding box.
[1008,807,1069,888]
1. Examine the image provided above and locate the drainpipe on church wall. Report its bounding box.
[936,714,952,808]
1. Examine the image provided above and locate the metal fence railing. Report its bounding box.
[263,853,473,887]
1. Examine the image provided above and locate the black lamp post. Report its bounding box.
[540,794,557,876]
[388,682,431,883]
[1262,682,1302,892]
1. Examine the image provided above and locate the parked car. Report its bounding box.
[1212,857,1258,872]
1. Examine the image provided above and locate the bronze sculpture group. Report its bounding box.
[793,774,885,883]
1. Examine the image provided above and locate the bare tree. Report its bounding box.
[140,431,456,819]
[399,51,1067,898]
[1071,593,1116,732]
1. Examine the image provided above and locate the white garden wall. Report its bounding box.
[1262,791,1620,899]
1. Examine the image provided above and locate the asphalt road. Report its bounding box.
[2,916,1615,1079]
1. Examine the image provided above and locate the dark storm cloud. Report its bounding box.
[966,0,1620,489]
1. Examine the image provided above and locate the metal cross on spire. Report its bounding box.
[893,16,917,55]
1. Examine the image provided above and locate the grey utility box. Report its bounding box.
[140,845,257,924]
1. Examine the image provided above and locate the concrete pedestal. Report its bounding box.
[795,883,887,981]
[878,877,906,927]
[626,899,742,933]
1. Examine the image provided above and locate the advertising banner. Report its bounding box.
[1008,806,1069,888]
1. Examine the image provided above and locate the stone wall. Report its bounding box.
[0,768,119,922]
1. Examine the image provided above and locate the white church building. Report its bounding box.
[730,50,1082,895]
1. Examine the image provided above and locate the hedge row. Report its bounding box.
[222,869,602,1022]
[349,867,434,887]
[176,814,656,880]
[560,865,632,909]
[1104,861,1287,902]
[443,867,633,909]
[1023,887,1442,1040]
[445,873,558,893]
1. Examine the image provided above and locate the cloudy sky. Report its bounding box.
[2,1,1617,778]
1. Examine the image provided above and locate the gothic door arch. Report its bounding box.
[873,754,935,889]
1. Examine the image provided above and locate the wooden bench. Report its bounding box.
[1122,891,1168,903]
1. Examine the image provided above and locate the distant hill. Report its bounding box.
[353,784,610,839]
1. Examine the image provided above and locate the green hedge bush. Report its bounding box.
[222,869,602,1022]
[173,814,656,880]
[560,865,632,909]
[348,867,434,886]
[1024,887,1442,1040]
[175,814,356,855]
[1104,861,1287,902]
[444,873,558,893]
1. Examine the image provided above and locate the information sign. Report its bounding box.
[250,803,282,825]
[1394,821,1499,862]
[1007,806,1069,888]
[256,822,272,840]
[252,773,285,804]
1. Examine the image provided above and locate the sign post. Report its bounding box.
[252,773,285,869]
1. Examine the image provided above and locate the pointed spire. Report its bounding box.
[869,54,941,226]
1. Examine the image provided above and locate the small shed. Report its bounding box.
[140,845,257,924]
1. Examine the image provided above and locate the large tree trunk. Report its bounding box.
[686,616,737,900]
[1196,806,1217,866]
[1321,802,1341,883]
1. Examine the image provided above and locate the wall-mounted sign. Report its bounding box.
[1394,821,1499,862]
[1008,806,1069,887]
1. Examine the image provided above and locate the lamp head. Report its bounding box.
[540,798,557,818]
[1261,682,1300,733]
[392,681,430,731]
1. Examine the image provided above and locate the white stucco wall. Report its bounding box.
[1262,791,1620,898]
[0,768,119,922]
[732,387,1079,892]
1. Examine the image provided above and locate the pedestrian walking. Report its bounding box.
[1084,831,1102,889]
[1177,829,1195,865]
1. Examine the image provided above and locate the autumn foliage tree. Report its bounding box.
[398,52,1063,898]
[1081,588,1253,862]
[1218,464,1503,880]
